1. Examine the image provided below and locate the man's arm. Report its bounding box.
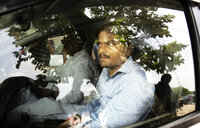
[46,39,55,54]
[62,49,67,63]
[90,80,154,127]
[56,99,100,128]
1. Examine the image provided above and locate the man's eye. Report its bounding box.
[116,42,122,46]
[74,116,77,120]
[97,43,101,47]
[106,42,114,46]
[109,43,114,46]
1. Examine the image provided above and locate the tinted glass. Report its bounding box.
[0,0,196,128]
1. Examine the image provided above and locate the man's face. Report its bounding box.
[97,30,128,69]
[64,41,83,56]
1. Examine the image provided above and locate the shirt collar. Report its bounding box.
[73,49,85,58]
[117,56,134,74]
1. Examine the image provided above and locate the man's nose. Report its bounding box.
[98,44,107,54]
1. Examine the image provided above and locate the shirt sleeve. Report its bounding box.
[60,59,96,104]
[89,79,154,127]
[78,99,101,127]
[80,98,100,114]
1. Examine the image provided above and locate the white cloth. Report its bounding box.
[49,54,64,66]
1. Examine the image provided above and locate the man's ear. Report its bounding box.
[126,44,134,57]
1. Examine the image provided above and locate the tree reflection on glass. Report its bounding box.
[87,5,187,74]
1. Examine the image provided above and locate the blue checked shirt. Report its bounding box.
[80,56,155,128]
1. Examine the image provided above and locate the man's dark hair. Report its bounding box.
[62,31,85,51]
[95,25,130,46]
[161,73,172,82]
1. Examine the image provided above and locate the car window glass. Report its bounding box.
[87,3,195,127]
[144,8,195,117]
[0,0,196,128]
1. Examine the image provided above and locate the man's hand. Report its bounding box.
[33,88,59,99]
[52,90,59,99]
[56,114,81,128]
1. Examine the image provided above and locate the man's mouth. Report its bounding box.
[100,57,108,59]
[99,54,110,59]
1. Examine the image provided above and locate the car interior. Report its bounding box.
[0,0,200,128]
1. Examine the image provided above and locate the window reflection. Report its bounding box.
[89,4,195,126]
[145,8,195,118]
[0,1,196,128]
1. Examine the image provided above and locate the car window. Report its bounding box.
[0,0,196,128]
[87,1,195,119]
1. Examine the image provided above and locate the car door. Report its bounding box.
[0,0,200,128]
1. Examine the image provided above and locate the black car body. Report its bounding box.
[0,0,200,128]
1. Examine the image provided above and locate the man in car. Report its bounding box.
[57,26,155,128]
[53,33,99,104]
[3,32,99,127]
[155,73,172,113]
